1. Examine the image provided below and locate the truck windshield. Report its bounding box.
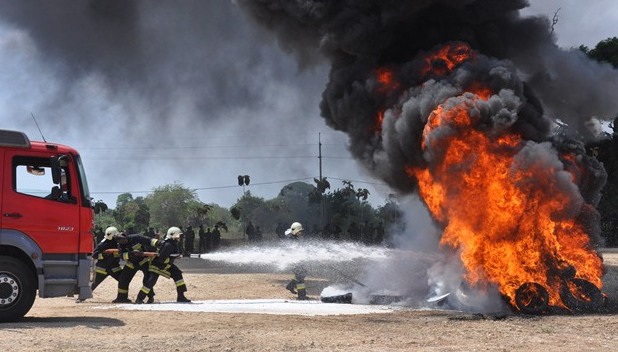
[74,154,92,207]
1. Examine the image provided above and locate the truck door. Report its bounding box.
[0,149,3,229]
[2,153,80,255]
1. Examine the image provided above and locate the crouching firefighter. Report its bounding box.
[112,233,161,303]
[284,222,308,300]
[91,226,123,292]
[135,226,192,304]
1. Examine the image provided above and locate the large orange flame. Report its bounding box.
[406,90,603,309]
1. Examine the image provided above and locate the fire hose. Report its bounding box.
[103,248,181,258]
[319,263,366,287]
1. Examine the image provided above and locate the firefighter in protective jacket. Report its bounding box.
[134,226,191,304]
[91,226,123,292]
[112,233,161,303]
[285,222,308,300]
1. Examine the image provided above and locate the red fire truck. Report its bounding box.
[0,129,93,322]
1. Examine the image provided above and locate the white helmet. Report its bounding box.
[165,226,183,240]
[105,226,119,240]
[290,222,304,235]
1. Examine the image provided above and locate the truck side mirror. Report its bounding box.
[51,156,60,184]
[50,155,68,185]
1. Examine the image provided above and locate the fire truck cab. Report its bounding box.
[0,130,93,322]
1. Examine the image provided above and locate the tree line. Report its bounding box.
[93,180,404,245]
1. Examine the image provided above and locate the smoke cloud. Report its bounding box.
[236,0,616,311]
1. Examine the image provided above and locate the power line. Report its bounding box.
[82,155,353,161]
[75,141,350,150]
[89,176,386,197]
[89,177,316,196]
[77,143,320,150]
[76,139,352,161]
[84,155,320,161]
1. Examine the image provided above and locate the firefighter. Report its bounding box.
[284,222,308,300]
[134,226,191,304]
[91,226,123,292]
[112,233,161,304]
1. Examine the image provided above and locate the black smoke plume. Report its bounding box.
[236,0,615,232]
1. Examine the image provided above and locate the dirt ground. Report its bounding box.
[2,250,618,352]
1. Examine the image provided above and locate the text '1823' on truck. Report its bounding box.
[0,129,93,322]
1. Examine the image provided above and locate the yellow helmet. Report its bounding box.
[104,226,119,240]
[166,226,183,240]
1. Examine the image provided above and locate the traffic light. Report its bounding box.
[238,175,250,186]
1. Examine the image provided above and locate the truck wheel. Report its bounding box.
[0,256,36,323]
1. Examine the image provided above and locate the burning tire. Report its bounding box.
[515,282,549,315]
[559,278,604,312]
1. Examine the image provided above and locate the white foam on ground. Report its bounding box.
[96,299,398,316]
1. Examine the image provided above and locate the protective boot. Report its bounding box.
[177,292,191,303]
[112,292,132,304]
[134,290,147,305]
[146,294,155,304]
[285,279,297,294]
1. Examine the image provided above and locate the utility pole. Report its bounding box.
[237,175,250,240]
[319,133,323,181]
[319,133,324,228]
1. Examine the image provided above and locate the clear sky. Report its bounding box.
[1,1,616,209]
